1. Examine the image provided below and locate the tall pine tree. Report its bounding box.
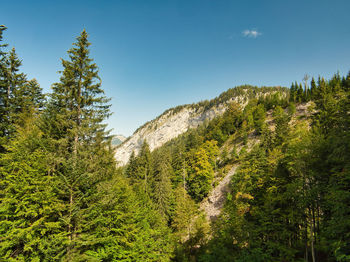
[44,29,114,259]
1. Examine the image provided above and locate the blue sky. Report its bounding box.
[2,0,350,136]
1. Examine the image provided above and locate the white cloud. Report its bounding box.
[242,29,262,38]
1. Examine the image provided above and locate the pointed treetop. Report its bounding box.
[0,25,7,54]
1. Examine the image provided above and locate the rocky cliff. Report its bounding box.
[114,86,287,166]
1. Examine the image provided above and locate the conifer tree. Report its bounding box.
[152,156,174,220]
[0,25,8,151]
[5,48,28,114]
[253,103,266,134]
[1,41,43,151]
[70,175,174,261]
[0,47,26,141]
[22,78,45,111]
[273,105,290,146]
[125,141,153,192]
[170,141,187,186]
[342,71,350,91]
[44,29,114,259]
[0,115,65,261]
[310,77,317,100]
[172,186,198,239]
[290,82,296,102]
[297,83,304,102]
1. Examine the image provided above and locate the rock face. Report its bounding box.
[115,97,245,166]
[114,86,288,166]
[114,104,226,166]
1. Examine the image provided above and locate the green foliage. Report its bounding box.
[172,186,198,239]
[125,141,153,193]
[152,153,174,220]
[1,25,349,261]
[0,41,44,152]
[74,176,174,261]
[0,117,65,261]
[197,71,350,261]
[273,105,290,146]
[187,141,218,201]
[253,103,266,134]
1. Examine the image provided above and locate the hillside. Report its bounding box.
[1,15,349,262]
[199,102,312,223]
[115,85,288,166]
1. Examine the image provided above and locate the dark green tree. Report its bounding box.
[0,25,8,151]
[310,77,317,100]
[152,154,174,221]
[290,82,296,102]
[0,47,28,142]
[253,103,266,135]
[43,29,114,259]
[0,115,65,261]
[125,141,153,193]
[273,105,290,146]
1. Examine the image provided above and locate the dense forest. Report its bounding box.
[0,26,349,261]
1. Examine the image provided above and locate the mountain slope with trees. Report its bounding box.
[0,25,349,261]
[115,85,288,166]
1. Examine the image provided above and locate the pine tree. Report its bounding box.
[290,82,296,102]
[0,47,26,142]
[69,175,174,261]
[310,77,317,100]
[296,83,304,102]
[22,78,45,111]
[152,155,174,221]
[172,186,198,240]
[342,71,350,91]
[125,141,153,192]
[170,141,187,186]
[0,115,65,261]
[273,105,290,146]
[0,25,8,151]
[253,103,266,134]
[43,29,114,259]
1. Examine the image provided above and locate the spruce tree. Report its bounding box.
[253,103,266,134]
[290,82,296,102]
[152,155,174,220]
[0,25,8,151]
[342,71,350,91]
[310,77,317,100]
[44,29,114,259]
[0,115,65,261]
[125,141,153,192]
[1,42,42,151]
[5,48,28,119]
[22,78,45,111]
[172,186,197,239]
[297,83,304,102]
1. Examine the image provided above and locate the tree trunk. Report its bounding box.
[305,218,308,262]
[310,207,316,262]
[67,188,74,260]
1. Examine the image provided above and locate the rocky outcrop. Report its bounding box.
[114,86,288,166]
[114,96,247,166]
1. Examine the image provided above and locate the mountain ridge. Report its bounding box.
[114,85,288,166]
